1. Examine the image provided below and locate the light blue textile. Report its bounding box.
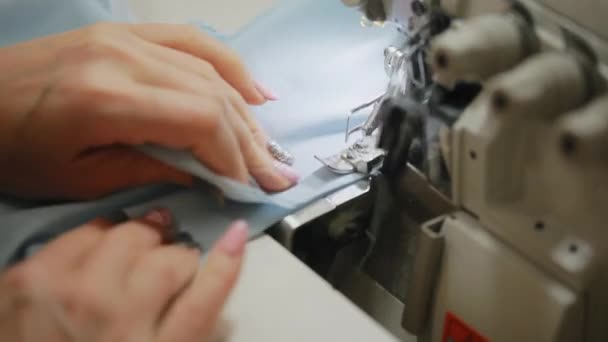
[0,0,132,47]
[0,0,395,266]
[141,0,395,208]
[129,0,396,245]
[0,185,181,266]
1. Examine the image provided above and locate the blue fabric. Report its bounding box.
[0,0,395,266]
[141,0,395,208]
[0,185,181,266]
[129,0,396,247]
[0,0,129,47]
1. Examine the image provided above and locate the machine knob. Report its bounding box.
[558,96,608,162]
[488,52,592,119]
[430,12,538,86]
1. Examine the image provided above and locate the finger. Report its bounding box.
[67,34,244,180]
[28,218,112,272]
[120,50,297,192]
[134,37,222,84]
[0,219,111,313]
[81,210,172,288]
[128,23,266,105]
[89,84,248,183]
[71,146,193,199]
[157,221,248,342]
[137,39,270,146]
[127,245,200,336]
[254,81,279,101]
[222,100,298,192]
[220,80,269,147]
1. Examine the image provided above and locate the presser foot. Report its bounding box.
[315,135,385,175]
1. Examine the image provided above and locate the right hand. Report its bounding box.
[0,22,298,200]
[0,209,247,342]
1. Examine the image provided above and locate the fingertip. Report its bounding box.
[273,161,300,184]
[251,161,299,192]
[254,81,279,101]
[142,207,173,227]
[231,220,249,233]
[215,220,249,257]
[244,85,267,105]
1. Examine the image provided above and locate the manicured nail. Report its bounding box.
[255,81,279,101]
[273,160,300,185]
[216,220,249,257]
[143,208,172,227]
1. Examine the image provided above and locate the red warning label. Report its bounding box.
[442,312,489,342]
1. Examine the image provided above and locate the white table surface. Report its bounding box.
[213,236,398,342]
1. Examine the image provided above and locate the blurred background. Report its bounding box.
[128,0,279,33]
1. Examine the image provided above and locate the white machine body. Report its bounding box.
[342,1,608,341]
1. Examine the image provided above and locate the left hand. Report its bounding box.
[0,209,247,342]
[0,23,298,200]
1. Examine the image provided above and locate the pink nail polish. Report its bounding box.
[216,220,249,257]
[273,161,300,185]
[255,82,279,101]
[143,208,172,227]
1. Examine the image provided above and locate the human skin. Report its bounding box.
[0,22,299,200]
[0,209,248,342]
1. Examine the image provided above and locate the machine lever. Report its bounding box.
[402,216,446,335]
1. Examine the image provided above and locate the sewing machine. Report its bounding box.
[269,1,608,341]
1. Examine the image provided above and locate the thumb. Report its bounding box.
[72,147,194,199]
[156,220,247,342]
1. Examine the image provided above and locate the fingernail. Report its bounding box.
[216,220,249,257]
[255,81,279,101]
[143,208,172,227]
[273,160,300,185]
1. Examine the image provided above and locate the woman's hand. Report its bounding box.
[0,22,298,200]
[0,209,247,342]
